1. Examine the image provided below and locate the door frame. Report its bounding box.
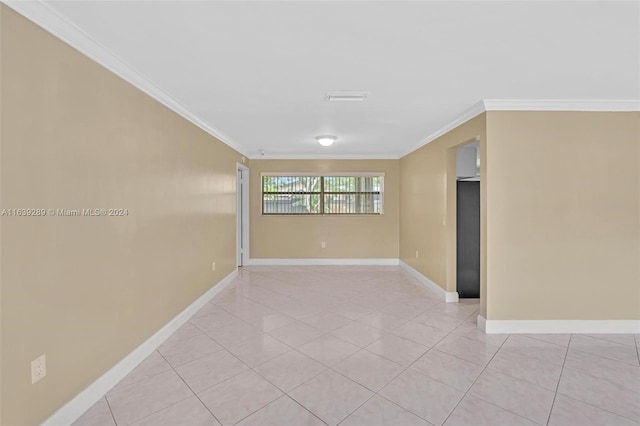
[236,163,250,266]
[446,136,483,303]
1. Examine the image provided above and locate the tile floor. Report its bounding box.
[74,266,640,426]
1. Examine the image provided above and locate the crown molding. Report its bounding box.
[249,153,400,160]
[4,0,249,157]
[399,101,486,158]
[401,99,640,158]
[483,99,640,112]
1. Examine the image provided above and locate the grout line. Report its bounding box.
[555,339,640,424]
[566,345,640,368]
[553,393,640,424]
[250,348,328,396]
[334,392,378,426]
[545,334,571,425]
[103,395,118,426]
[155,350,225,426]
[576,333,638,348]
[286,397,330,426]
[351,321,462,424]
[439,332,512,425]
[372,393,437,425]
[523,334,571,349]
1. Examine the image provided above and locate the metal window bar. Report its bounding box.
[262,175,382,215]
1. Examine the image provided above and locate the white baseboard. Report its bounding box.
[248,258,400,266]
[480,315,640,334]
[398,261,458,303]
[477,314,487,332]
[445,292,460,303]
[44,269,238,426]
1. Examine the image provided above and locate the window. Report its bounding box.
[262,174,384,215]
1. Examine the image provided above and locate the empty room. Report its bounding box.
[1,1,639,425]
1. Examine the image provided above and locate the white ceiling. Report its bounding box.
[35,1,640,157]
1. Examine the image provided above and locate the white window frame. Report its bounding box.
[261,172,385,216]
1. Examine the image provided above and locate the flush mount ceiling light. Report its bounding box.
[324,92,368,102]
[315,135,337,147]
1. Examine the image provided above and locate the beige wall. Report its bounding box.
[250,160,399,259]
[0,7,243,425]
[399,114,487,313]
[485,111,640,320]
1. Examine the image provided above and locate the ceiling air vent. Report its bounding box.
[324,92,368,102]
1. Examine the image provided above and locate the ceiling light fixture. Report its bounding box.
[315,135,337,147]
[324,92,368,102]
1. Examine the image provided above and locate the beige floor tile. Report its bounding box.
[329,302,374,320]
[379,301,433,321]
[72,397,115,426]
[548,394,638,426]
[365,334,429,367]
[254,350,327,392]
[227,334,291,367]
[557,367,640,421]
[161,323,205,347]
[411,349,483,392]
[356,311,409,332]
[524,333,571,347]
[570,335,639,366]
[248,313,296,332]
[469,369,555,425]
[502,335,567,366]
[444,395,536,426]
[301,312,353,332]
[331,322,386,347]
[379,369,464,425]
[341,395,431,426]
[585,334,637,347]
[289,370,373,426]
[72,267,640,426]
[434,334,500,367]
[452,321,509,347]
[113,351,172,391]
[392,321,448,347]
[564,346,640,392]
[189,311,243,335]
[268,321,325,347]
[412,312,466,332]
[219,300,276,322]
[235,395,324,426]
[198,370,283,425]
[158,334,224,367]
[175,350,248,393]
[203,321,264,348]
[488,348,562,390]
[297,334,360,366]
[191,302,226,319]
[106,370,193,425]
[130,396,220,426]
[333,350,404,391]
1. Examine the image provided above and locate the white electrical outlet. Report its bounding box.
[415,250,419,259]
[212,262,216,271]
[321,241,326,249]
[31,354,46,384]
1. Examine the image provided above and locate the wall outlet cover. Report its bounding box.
[31,354,46,384]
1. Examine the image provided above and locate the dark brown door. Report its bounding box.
[457,181,480,298]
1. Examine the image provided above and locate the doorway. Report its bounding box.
[455,141,480,298]
[236,164,249,267]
